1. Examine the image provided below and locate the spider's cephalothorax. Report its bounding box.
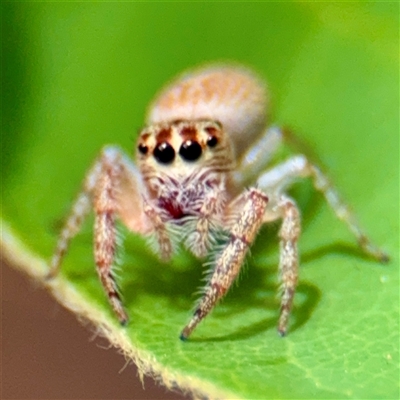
[136,119,236,259]
[48,64,388,339]
[137,120,233,207]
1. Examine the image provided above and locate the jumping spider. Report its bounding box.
[48,64,388,339]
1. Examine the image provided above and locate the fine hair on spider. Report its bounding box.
[47,63,389,340]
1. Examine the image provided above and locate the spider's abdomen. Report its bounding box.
[146,65,269,158]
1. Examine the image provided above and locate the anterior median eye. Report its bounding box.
[179,140,202,161]
[154,142,175,164]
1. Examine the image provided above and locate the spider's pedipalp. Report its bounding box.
[142,197,173,261]
[185,186,227,258]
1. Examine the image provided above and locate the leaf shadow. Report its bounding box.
[185,280,321,343]
[301,241,386,264]
[127,227,379,339]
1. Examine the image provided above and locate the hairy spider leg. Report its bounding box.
[48,146,150,324]
[275,195,301,336]
[257,155,389,263]
[47,164,101,279]
[180,188,268,340]
[233,125,283,187]
[236,125,388,263]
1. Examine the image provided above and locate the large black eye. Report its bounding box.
[179,140,202,161]
[154,142,175,164]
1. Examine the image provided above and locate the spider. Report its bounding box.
[48,64,388,340]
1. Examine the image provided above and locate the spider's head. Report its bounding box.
[136,120,233,179]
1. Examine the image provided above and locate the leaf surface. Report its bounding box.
[2,3,399,399]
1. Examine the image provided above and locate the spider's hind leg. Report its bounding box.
[257,154,389,263]
[275,195,301,336]
[233,125,283,187]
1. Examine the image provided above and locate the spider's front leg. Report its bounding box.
[92,153,129,324]
[180,188,268,340]
[48,146,151,324]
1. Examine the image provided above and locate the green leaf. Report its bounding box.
[2,3,399,399]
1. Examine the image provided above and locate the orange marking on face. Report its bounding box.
[180,125,198,141]
[156,127,172,143]
[140,132,151,141]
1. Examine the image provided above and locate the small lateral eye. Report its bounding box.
[206,136,218,148]
[138,143,148,155]
[154,142,175,164]
[179,140,202,162]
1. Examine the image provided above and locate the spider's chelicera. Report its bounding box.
[48,64,388,339]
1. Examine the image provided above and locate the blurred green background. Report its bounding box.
[2,2,399,399]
